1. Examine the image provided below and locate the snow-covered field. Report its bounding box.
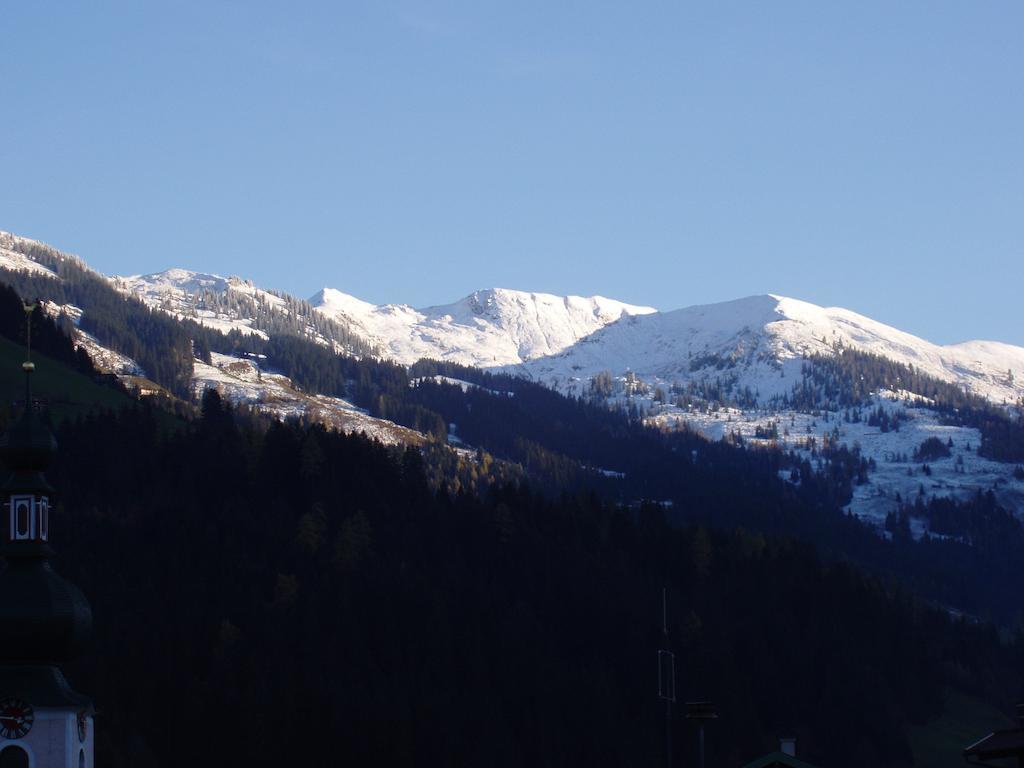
[650,392,1024,535]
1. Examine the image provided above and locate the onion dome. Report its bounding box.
[0,559,92,664]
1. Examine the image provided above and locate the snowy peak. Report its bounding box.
[768,296,1024,398]
[309,287,377,317]
[310,286,656,367]
[519,293,1024,404]
[426,287,653,326]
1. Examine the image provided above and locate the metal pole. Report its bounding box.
[698,724,705,768]
[667,697,673,768]
[664,587,672,768]
[24,303,34,406]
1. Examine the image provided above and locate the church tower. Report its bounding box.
[0,306,94,768]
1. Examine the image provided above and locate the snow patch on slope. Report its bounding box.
[652,393,1024,535]
[194,352,423,445]
[0,231,95,277]
[40,300,145,376]
[0,241,59,279]
[112,269,280,339]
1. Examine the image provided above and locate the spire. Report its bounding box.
[1,302,56,561]
[22,301,36,410]
[0,302,92,667]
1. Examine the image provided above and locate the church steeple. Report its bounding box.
[0,303,94,768]
[3,306,58,557]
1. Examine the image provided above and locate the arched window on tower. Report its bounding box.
[10,496,33,541]
[0,745,29,768]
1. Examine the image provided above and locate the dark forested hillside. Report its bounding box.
[45,397,1024,768]
[2,272,1024,627]
[0,264,197,397]
[0,276,1023,765]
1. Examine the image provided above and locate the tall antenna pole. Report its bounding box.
[658,587,675,768]
[665,588,671,768]
[663,589,671,638]
[685,701,718,768]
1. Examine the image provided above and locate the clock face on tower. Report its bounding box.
[0,698,33,739]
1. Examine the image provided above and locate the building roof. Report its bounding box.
[964,729,1024,760]
[0,664,93,711]
[0,558,92,664]
[742,751,823,768]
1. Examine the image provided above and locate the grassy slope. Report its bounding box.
[0,335,133,425]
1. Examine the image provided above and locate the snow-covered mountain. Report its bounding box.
[112,269,654,367]
[4,229,1024,535]
[5,230,1024,411]
[104,264,1024,407]
[516,294,1024,405]
[310,287,656,367]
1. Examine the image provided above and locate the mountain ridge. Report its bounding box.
[516,292,1024,405]
[311,284,657,368]
[2,230,1024,534]
[100,262,1024,407]
[113,266,1024,407]
[3,231,1023,409]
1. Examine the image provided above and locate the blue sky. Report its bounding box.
[2,2,1021,344]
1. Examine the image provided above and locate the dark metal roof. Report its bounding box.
[0,665,93,711]
[0,559,92,664]
[964,729,1024,759]
[742,752,823,768]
